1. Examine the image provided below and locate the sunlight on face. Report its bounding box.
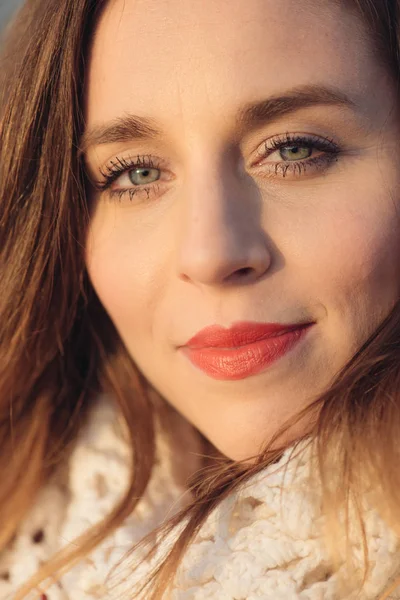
[84,0,400,461]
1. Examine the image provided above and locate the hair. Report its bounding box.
[1,0,400,598]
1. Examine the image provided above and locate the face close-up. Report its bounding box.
[84,0,400,462]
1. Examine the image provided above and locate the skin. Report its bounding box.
[84,0,400,461]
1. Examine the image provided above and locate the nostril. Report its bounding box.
[226,266,255,283]
[236,267,254,278]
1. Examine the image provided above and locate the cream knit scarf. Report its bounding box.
[0,394,400,600]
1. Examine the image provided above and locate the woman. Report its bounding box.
[1,0,400,597]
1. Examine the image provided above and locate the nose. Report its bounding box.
[176,161,272,286]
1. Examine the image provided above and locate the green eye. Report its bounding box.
[128,167,160,185]
[280,146,312,161]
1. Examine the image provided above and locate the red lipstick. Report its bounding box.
[182,321,313,380]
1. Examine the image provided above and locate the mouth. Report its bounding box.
[181,321,315,380]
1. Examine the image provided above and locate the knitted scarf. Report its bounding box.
[0,394,400,600]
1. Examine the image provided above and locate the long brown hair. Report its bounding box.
[1,0,400,598]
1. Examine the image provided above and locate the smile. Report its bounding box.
[182,321,314,380]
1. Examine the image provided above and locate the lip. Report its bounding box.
[182,321,314,380]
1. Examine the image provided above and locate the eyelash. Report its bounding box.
[259,133,340,177]
[96,154,163,202]
[95,133,340,202]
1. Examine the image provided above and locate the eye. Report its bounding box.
[94,154,168,203]
[255,133,341,179]
[277,145,313,161]
[120,166,160,187]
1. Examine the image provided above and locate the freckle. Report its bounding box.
[32,529,45,544]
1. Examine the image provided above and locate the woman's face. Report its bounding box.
[84,0,400,461]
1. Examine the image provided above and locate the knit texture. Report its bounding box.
[0,394,400,600]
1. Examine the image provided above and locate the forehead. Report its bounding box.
[85,0,378,132]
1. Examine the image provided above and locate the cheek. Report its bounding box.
[277,160,400,289]
[331,212,398,295]
[311,215,398,291]
[84,206,170,339]
[292,185,400,345]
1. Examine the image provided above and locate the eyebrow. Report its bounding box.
[79,84,355,155]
